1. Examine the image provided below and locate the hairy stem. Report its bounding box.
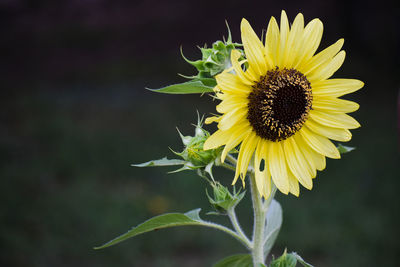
[227,208,252,249]
[225,153,238,165]
[220,162,237,172]
[250,172,266,266]
[201,220,252,249]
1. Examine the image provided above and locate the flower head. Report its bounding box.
[204,11,364,198]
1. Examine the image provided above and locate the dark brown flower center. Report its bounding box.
[247,67,312,142]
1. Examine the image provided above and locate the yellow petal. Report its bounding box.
[254,139,264,194]
[296,131,327,172]
[215,72,250,95]
[241,18,267,77]
[293,134,317,178]
[203,129,230,150]
[283,138,313,190]
[263,161,272,198]
[283,13,304,68]
[221,125,251,162]
[230,49,255,85]
[265,16,279,66]
[287,170,300,196]
[268,141,290,194]
[218,108,247,130]
[307,50,346,82]
[307,144,326,171]
[299,127,340,159]
[312,96,360,113]
[260,141,272,198]
[277,10,289,67]
[255,139,271,198]
[293,19,323,69]
[305,118,352,142]
[214,89,224,99]
[214,90,229,100]
[298,132,326,171]
[309,110,360,129]
[312,79,364,97]
[301,39,344,75]
[216,96,248,113]
[205,116,220,124]
[233,132,258,185]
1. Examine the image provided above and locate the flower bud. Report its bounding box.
[176,126,221,167]
[181,24,244,79]
[207,182,245,214]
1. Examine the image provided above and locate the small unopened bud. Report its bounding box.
[175,118,222,168]
[177,131,221,167]
[207,182,245,214]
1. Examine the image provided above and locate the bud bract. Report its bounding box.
[207,182,245,214]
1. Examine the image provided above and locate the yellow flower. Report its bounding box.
[203,11,363,198]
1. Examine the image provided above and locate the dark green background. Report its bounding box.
[1,0,399,266]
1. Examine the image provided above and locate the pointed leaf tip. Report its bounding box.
[336,143,356,154]
[131,157,186,167]
[147,81,214,94]
[95,210,204,249]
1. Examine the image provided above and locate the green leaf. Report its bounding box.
[213,254,253,267]
[94,209,204,249]
[336,143,355,154]
[264,199,283,256]
[167,163,200,174]
[131,157,186,167]
[177,74,217,87]
[147,80,214,94]
[195,77,217,87]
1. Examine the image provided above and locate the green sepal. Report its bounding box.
[213,254,253,267]
[292,253,314,267]
[132,157,186,167]
[132,157,199,174]
[147,80,214,94]
[94,209,204,249]
[167,162,201,174]
[270,249,314,267]
[336,143,356,154]
[177,74,217,87]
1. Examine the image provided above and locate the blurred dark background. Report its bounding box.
[1,0,399,266]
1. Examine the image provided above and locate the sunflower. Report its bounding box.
[203,11,363,198]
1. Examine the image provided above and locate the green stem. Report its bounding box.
[225,153,238,165]
[225,154,255,173]
[227,208,251,248]
[201,220,252,249]
[220,162,236,172]
[250,172,266,266]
